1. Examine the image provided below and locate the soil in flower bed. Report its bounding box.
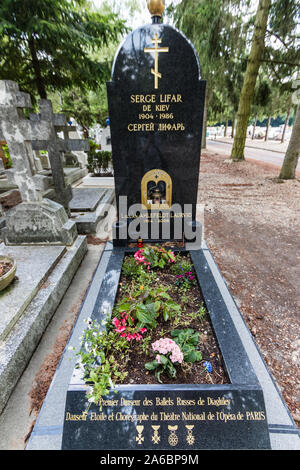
[113,252,230,386]
[0,260,13,277]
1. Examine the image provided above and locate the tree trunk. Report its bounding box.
[231,116,235,138]
[231,0,271,160]
[224,119,228,137]
[265,115,271,141]
[281,104,291,144]
[28,36,47,99]
[252,115,257,140]
[279,102,300,179]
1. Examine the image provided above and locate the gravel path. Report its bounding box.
[198,149,300,427]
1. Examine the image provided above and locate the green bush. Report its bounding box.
[87,140,112,176]
[1,144,13,168]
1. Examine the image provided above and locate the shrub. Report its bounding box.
[87,140,112,176]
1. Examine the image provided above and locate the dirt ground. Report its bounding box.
[198,149,300,427]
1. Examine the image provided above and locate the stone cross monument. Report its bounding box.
[30,100,90,215]
[0,80,77,245]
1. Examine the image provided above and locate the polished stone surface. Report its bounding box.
[62,385,270,450]
[107,23,206,223]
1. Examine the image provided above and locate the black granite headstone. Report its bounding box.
[107,16,206,240]
[61,7,271,450]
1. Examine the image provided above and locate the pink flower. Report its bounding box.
[134,250,145,264]
[151,338,183,364]
[112,317,119,327]
[136,333,142,341]
[156,355,161,364]
[140,328,147,334]
[116,326,126,333]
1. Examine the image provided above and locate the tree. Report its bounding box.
[0,0,127,99]
[279,102,300,179]
[168,0,248,148]
[231,0,272,160]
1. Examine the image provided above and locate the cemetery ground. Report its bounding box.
[0,148,299,449]
[198,149,300,428]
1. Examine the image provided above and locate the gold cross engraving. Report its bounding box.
[144,33,169,89]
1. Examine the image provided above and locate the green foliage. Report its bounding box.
[87,141,112,175]
[141,246,177,269]
[0,0,128,99]
[170,259,194,276]
[1,144,13,168]
[121,256,143,279]
[115,287,181,330]
[76,318,129,405]
[145,354,177,383]
[171,329,203,363]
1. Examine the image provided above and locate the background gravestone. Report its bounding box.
[107,8,206,234]
[0,81,77,245]
[30,100,90,215]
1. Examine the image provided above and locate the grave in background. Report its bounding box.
[0,80,87,413]
[60,3,274,450]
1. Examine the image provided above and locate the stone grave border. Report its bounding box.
[0,236,87,414]
[26,241,300,450]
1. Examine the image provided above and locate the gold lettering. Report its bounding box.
[130,94,156,103]
[128,123,155,132]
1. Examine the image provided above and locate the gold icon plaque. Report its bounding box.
[141,169,172,209]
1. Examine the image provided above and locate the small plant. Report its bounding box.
[1,144,13,168]
[135,246,176,270]
[171,329,202,363]
[175,271,196,290]
[145,338,184,383]
[170,259,194,276]
[112,311,148,342]
[76,317,132,406]
[114,287,181,330]
[87,140,112,176]
[122,256,146,279]
[188,305,207,322]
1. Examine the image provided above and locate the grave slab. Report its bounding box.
[0,235,87,414]
[26,242,300,450]
[81,174,115,188]
[70,188,115,234]
[69,188,108,212]
[0,243,66,341]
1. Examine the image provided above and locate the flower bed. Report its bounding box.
[0,259,13,277]
[77,245,229,405]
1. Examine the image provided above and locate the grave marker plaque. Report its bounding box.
[62,386,270,450]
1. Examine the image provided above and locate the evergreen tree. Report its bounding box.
[168,0,248,148]
[0,0,127,99]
